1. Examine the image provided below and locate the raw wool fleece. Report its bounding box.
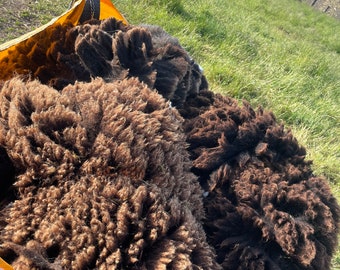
[0,77,219,269]
[0,17,339,270]
[182,93,340,270]
[53,18,340,269]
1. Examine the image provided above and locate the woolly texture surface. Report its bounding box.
[182,94,340,270]
[0,77,219,269]
[0,17,339,270]
[68,19,340,269]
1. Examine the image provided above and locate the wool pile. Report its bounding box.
[183,93,340,269]
[0,17,339,270]
[0,77,218,269]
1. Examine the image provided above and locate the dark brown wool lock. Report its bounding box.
[183,94,340,269]
[0,78,219,269]
[0,16,339,270]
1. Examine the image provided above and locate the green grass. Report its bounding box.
[114,0,340,177]
[0,0,70,42]
[1,0,339,268]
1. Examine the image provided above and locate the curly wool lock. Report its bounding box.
[0,77,219,269]
[182,94,340,270]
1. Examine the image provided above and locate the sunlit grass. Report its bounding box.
[116,0,340,186]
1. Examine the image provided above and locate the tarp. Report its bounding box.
[0,0,127,65]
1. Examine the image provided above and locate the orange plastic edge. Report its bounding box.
[0,257,13,270]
